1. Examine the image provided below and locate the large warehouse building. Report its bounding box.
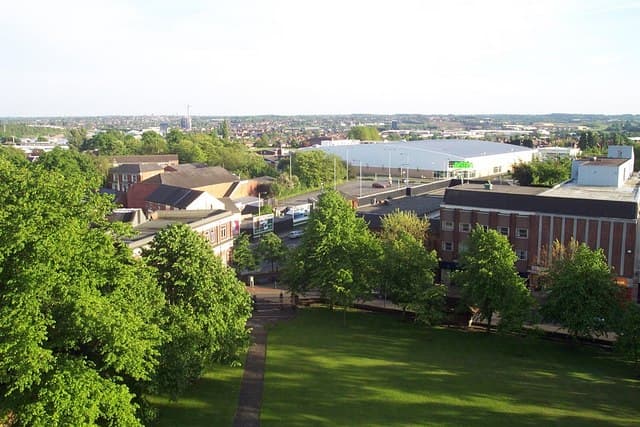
[308,139,534,181]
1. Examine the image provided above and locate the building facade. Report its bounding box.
[438,147,639,302]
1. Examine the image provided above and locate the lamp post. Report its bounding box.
[258,192,262,216]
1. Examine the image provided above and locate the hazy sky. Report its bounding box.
[2,0,639,116]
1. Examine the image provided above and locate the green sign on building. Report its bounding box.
[448,160,473,169]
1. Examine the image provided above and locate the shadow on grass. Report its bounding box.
[148,362,245,427]
[261,307,640,427]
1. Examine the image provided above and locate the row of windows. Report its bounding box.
[441,241,528,260]
[442,221,528,238]
[113,174,139,183]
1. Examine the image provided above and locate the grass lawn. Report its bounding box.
[262,307,640,426]
[148,360,245,426]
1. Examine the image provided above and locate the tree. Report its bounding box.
[256,232,287,272]
[380,232,443,324]
[0,157,165,426]
[65,127,87,150]
[284,190,381,311]
[614,302,640,369]
[511,161,534,186]
[139,131,168,154]
[142,224,251,399]
[452,225,532,332]
[293,150,345,189]
[218,120,231,141]
[541,240,623,340]
[380,209,430,243]
[231,232,257,275]
[36,147,106,188]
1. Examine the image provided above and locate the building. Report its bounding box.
[140,164,241,198]
[308,139,533,181]
[438,146,638,301]
[536,146,581,160]
[145,184,226,212]
[108,163,166,192]
[124,207,240,264]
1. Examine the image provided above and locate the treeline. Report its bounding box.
[282,194,640,366]
[75,129,277,179]
[0,123,62,140]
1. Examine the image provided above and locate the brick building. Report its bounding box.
[438,146,639,302]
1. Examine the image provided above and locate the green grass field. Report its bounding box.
[262,307,640,427]
[148,361,244,426]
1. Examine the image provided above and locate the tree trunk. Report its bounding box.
[486,312,492,333]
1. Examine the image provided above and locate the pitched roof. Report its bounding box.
[143,165,239,188]
[146,184,205,209]
[110,163,164,174]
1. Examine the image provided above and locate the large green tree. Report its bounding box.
[0,157,165,426]
[142,224,252,399]
[380,232,442,324]
[293,150,345,188]
[541,240,623,340]
[284,190,381,310]
[614,302,640,368]
[452,225,532,332]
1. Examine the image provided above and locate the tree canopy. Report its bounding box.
[0,155,165,425]
[256,232,287,273]
[292,150,345,189]
[231,232,257,275]
[347,126,381,141]
[541,240,623,339]
[283,190,381,310]
[380,209,430,243]
[452,225,532,332]
[142,224,252,399]
[511,158,571,187]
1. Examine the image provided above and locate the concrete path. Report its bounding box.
[233,287,295,427]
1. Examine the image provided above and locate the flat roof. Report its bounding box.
[443,179,640,219]
[541,177,640,203]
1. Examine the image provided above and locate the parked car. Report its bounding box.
[288,229,304,239]
[372,182,389,188]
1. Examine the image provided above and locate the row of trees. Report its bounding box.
[278,193,640,365]
[280,191,443,324]
[0,148,251,425]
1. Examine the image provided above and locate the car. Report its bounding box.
[288,229,304,239]
[372,182,389,188]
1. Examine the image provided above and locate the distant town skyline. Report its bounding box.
[2,0,639,117]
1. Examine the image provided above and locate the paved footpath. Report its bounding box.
[233,287,295,427]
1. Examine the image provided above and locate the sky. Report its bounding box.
[2,0,639,117]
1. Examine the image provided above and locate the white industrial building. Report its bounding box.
[307,139,534,180]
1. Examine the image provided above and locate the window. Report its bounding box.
[442,221,454,231]
[498,226,509,236]
[131,175,138,183]
[220,225,227,239]
[442,241,453,251]
[480,224,489,232]
[493,166,502,174]
[517,249,528,261]
[459,223,471,232]
[516,228,528,239]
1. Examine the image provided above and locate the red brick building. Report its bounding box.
[438,147,639,302]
